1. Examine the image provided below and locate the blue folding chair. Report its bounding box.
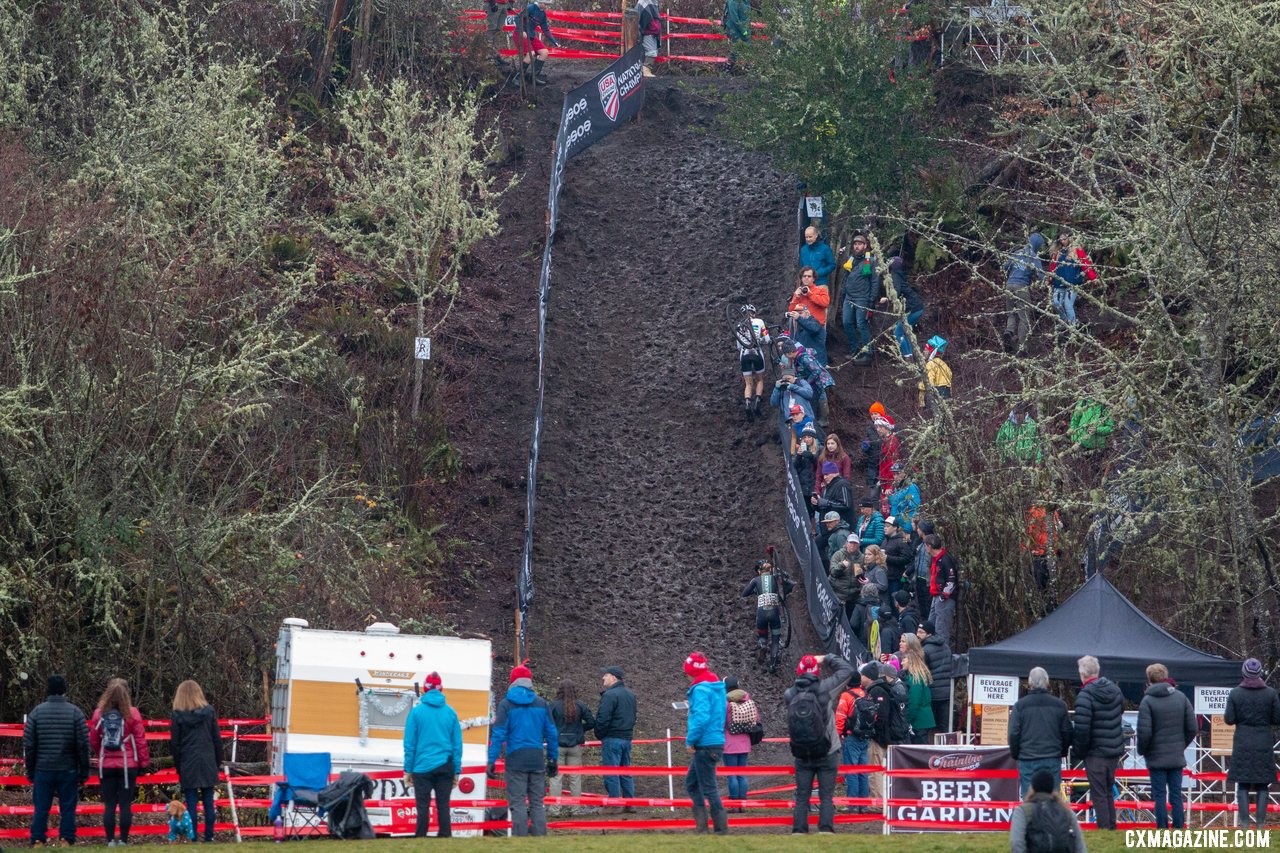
[271,753,332,838]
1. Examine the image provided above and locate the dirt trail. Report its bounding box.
[525,79,819,743]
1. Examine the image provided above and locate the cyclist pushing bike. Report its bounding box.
[741,551,795,673]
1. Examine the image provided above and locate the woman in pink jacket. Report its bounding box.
[722,676,759,812]
[89,678,150,846]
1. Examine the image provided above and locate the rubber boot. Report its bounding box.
[533,57,548,85]
[691,803,709,833]
[711,805,729,835]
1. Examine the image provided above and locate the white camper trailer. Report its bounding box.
[270,618,492,836]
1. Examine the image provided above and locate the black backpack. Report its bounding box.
[99,709,126,752]
[1024,799,1077,853]
[849,693,880,740]
[885,681,910,743]
[786,684,830,759]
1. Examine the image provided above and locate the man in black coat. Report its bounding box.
[1071,655,1125,830]
[892,591,919,638]
[1008,666,1070,795]
[595,667,638,808]
[1137,663,1196,829]
[883,517,914,596]
[812,465,853,526]
[23,674,90,846]
[918,621,953,732]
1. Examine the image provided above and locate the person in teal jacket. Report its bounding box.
[722,0,750,73]
[403,672,463,837]
[684,652,729,834]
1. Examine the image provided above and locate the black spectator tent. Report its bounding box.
[968,573,1241,686]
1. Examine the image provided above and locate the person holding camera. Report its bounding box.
[787,268,831,366]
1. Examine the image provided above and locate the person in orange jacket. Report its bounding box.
[834,679,870,812]
[787,268,831,365]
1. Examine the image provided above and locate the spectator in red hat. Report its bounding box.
[404,672,463,837]
[684,653,729,834]
[487,665,558,836]
[783,653,854,833]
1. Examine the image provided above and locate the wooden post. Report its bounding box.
[313,0,349,99]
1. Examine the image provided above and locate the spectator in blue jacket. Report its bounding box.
[855,499,884,551]
[404,672,463,837]
[880,255,926,357]
[800,226,837,286]
[1001,232,1046,352]
[770,372,815,426]
[684,652,729,834]
[487,664,558,837]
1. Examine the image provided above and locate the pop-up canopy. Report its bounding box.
[967,573,1241,686]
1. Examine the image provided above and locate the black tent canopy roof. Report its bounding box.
[967,573,1242,686]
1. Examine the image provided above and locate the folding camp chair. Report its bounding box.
[276,752,332,838]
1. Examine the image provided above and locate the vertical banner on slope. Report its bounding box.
[777,419,867,663]
[518,45,647,659]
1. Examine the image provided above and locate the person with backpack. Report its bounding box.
[24,674,91,847]
[784,654,854,834]
[854,662,908,807]
[487,664,559,837]
[1009,768,1087,853]
[1047,231,1098,331]
[170,679,224,842]
[779,339,834,427]
[733,304,771,421]
[636,0,662,76]
[721,675,760,810]
[834,676,870,813]
[740,558,795,667]
[1001,232,1046,353]
[1070,655,1124,831]
[547,678,595,816]
[1224,657,1280,829]
[1137,663,1196,829]
[1008,666,1070,796]
[403,671,463,837]
[90,678,150,846]
[683,652,729,834]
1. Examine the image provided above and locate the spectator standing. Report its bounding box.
[818,511,851,565]
[1225,658,1280,828]
[794,424,820,508]
[860,403,887,489]
[785,654,854,834]
[89,678,150,846]
[859,662,907,806]
[840,233,882,363]
[1070,655,1124,831]
[855,499,884,551]
[487,664,558,837]
[886,466,921,534]
[862,545,891,608]
[1137,663,1196,829]
[918,620,954,732]
[170,679,223,843]
[892,589,920,637]
[24,674,90,847]
[850,582,881,652]
[924,534,958,645]
[881,254,926,357]
[636,0,661,76]
[1069,398,1114,451]
[817,433,854,484]
[781,339,834,428]
[834,677,870,813]
[1009,769,1087,853]
[787,270,831,366]
[1024,503,1062,594]
[770,374,814,433]
[812,462,853,526]
[513,0,559,85]
[1001,232,1046,353]
[721,676,758,810]
[684,652,729,834]
[874,599,902,659]
[721,0,750,73]
[874,416,900,494]
[549,678,596,816]
[828,538,862,620]
[884,518,914,596]
[595,666,637,807]
[899,635,935,743]
[404,671,462,837]
[799,226,836,287]
[912,520,936,620]
[997,408,1043,465]
[1008,667,1070,795]
[917,335,953,411]
[1047,231,1098,330]
[485,0,513,68]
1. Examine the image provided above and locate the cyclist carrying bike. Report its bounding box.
[733,304,771,421]
[741,557,795,669]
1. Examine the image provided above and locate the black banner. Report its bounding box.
[886,745,1018,831]
[518,46,648,657]
[777,418,867,663]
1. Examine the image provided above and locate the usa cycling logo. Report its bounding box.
[598,72,620,122]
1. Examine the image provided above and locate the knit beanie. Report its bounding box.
[510,664,533,684]
[47,674,67,696]
[795,655,820,677]
[1242,658,1263,678]
[424,672,442,691]
[859,663,880,681]
[1030,769,1056,794]
[684,651,709,678]
[869,402,887,418]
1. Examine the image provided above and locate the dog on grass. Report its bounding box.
[167,799,196,843]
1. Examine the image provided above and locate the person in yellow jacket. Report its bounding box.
[917,336,952,410]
